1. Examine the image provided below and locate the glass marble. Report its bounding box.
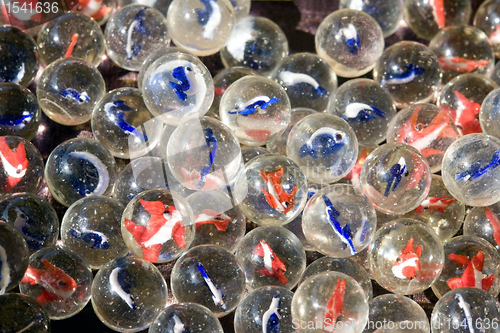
[0,26,38,87]
[364,294,430,333]
[429,26,494,84]
[431,235,500,299]
[230,0,251,20]
[464,203,500,252]
[186,190,246,252]
[220,16,289,75]
[400,175,465,243]
[431,287,500,333]
[234,286,294,333]
[45,138,116,207]
[0,83,40,141]
[142,51,214,125]
[0,193,59,253]
[91,256,168,332]
[208,66,258,119]
[386,103,460,173]
[403,0,471,40]
[166,0,235,57]
[340,0,403,37]
[302,184,377,258]
[373,41,441,109]
[0,221,29,295]
[118,0,171,17]
[270,52,338,112]
[235,226,306,290]
[241,146,270,163]
[60,196,128,269]
[441,134,500,207]
[167,116,242,191]
[137,46,184,91]
[91,87,163,159]
[233,154,308,226]
[149,302,224,333]
[72,0,116,24]
[37,57,106,126]
[480,87,500,138]
[474,0,500,58]
[292,271,368,333]
[105,5,170,71]
[438,73,497,136]
[286,113,358,184]
[315,9,384,78]
[121,189,195,263]
[300,257,373,300]
[329,78,397,145]
[114,156,170,206]
[36,12,106,67]
[19,246,93,320]
[344,145,376,193]
[170,245,246,317]
[0,136,44,195]
[360,143,431,214]
[368,218,444,295]
[0,293,51,333]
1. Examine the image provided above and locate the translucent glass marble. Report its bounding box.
[186,190,246,252]
[364,294,430,333]
[234,286,294,333]
[91,256,168,332]
[114,156,170,206]
[166,0,234,56]
[300,257,373,300]
[0,26,38,87]
[0,193,59,253]
[0,83,40,141]
[138,46,187,91]
[464,203,500,252]
[44,138,117,207]
[230,0,251,19]
[373,41,441,109]
[359,143,432,214]
[292,271,368,333]
[37,58,106,126]
[429,26,494,84]
[438,73,497,135]
[170,245,246,317]
[270,52,338,112]
[60,196,128,269]
[0,221,29,294]
[401,175,465,242]
[474,0,500,58]
[386,103,460,173]
[286,113,358,184]
[315,9,384,78]
[340,0,403,37]
[0,136,44,195]
[235,226,306,290]
[441,134,500,207]
[220,16,289,75]
[219,76,291,146]
[19,246,93,320]
[431,236,500,299]
[233,154,308,226]
[480,87,500,138]
[0,293,50,333]
[403,0,471,40]
[302,184,377,258]
[329,78,397,145]
[142,51,214,125]
[368,219,444,295]
[36,12,106,67]
[72,0,116,24]
[105,5,170,71]
[149,303,224,333]
[121,189,195,263]
[167,116,241,191]
[431,287,500,333]
[91,87,163,159]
